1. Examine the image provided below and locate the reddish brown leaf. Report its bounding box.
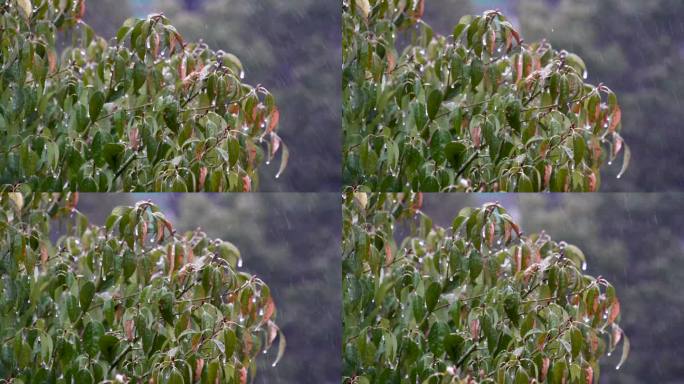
[66,192,79,211]
[263,296,276,322]
[384,242,393,266]
[194,358,204,382]
[503,222,511,244]
[613,135,623,157]
[585,366,594,384]
[510,28,522,45]
[587,171,597,192]
[140,219,148,245]
[471,125,481,148]
[167,244,175,278]
[590,332,599,354]
[470,319,480,340]
[268,109,280,134]
[47,49,57,74]
[152,33,160,58]
[178,57,187,81]
[413,192,423,211]
[156,219,165,243]
[247,142,257,168]
[175,246,184,272]
[40,243,48,269]
[243,333,253,356]
[238,366,247,384]
[77,0,86,21]
[612,325,623,349]
[410,0,425,20]
[267,320,278,347]
[242,175,252,192]
[544,164,552,189]
[510,221,522,237]
[608,298,621,324]
[198,167,208,191]
[609,106,622,133]
[386,51,396,73]
[541,357,550,381]
[270,132,281,158]
[129,127,139,150]
[125,319,135,341]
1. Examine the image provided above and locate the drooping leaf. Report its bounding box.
[79,281,96,312]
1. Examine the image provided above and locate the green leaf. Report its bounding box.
[468,252,482,281]
[506,100,522,133]
[444,333,465,362]
[427,89,443,120]
[168,368,184,384]
[75,369,94,384]
[563,244,585,269]
[80,281,96,312]
[444,142,467,169]
[84,321,105,357]
[132,61,147,92]
[518,174,534,192]
[570,327,583,359]
[89,91,105,122]
[66,294,80,323]
[163,102,180,133]
[428,322,448,357]
[573,135,586,164]
[425,282,441,312]
[99,335,119,363]
[159,292,175,325]
[470,59,484,89]
[504,291,521,327]
[103,143,125,171]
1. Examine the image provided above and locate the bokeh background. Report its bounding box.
[73,193,341,384]
[421,0,684,192]
[420,193,684,384]
[83,0,341,192]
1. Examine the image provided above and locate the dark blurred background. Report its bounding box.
[420,193,684,384]
[83,0,341,192]
[75,193,342,384]
[421,0,684,192]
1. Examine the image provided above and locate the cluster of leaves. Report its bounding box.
[153,0,339,192]
[0,193,284,383]
[342,0,629,191]
[342,193,628,383]
[0,0,287,192]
